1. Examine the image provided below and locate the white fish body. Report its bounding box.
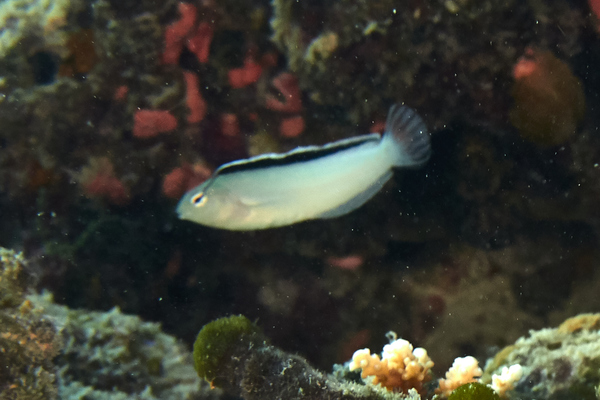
[177,104,431,230]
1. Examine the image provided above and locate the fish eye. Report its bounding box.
[191,192,207,207]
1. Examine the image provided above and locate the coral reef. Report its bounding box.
[193,314,530,400]
[0,1,598,397]
[193,315,420,400]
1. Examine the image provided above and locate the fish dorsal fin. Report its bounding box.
[213,133,381,177]
[318,170,393,219]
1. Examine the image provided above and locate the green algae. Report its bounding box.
[448,383,500,400]
[193,315,260,384]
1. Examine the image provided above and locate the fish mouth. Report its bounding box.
[175,198,191,219]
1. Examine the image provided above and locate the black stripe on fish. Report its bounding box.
[214,133,382,177]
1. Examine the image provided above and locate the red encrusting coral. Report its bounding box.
[162,2,197,65]
[84,174,130,206]
[513,50,538,79]
[183,72,207,124]
[265,72,302,113]
[133,110,178,138]
[162,163,212,199]
[228,55,263,88]
[370,120,386,134]
[113,85,129,101]
[186,22,213,64]
[163,168,188,199]
[260,52,279,69]
[80,158,131,206]
[279,115,305,138]
[220,113,240,137]
[590,0,600,21]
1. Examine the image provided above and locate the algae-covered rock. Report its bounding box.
[482,313,600,400]
[0,246,218,400]
[0,0,81,59]
[30,292,218,400]
[0,248,61,400]
[0,248,31,307]
[269,0,586,127]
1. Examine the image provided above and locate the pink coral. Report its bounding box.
[513,51,537,79]
[326,255,364,270]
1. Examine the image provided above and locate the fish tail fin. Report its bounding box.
[382,104,431,167]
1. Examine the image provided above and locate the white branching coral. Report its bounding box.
[437,356,483,397]
[490,364,523,397]
[349,334,434,393]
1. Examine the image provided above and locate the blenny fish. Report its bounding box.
[177,104,431,230]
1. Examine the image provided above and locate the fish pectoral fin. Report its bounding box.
[237,192,284,207]
[238,196,267,207]
[318,171,393,219]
